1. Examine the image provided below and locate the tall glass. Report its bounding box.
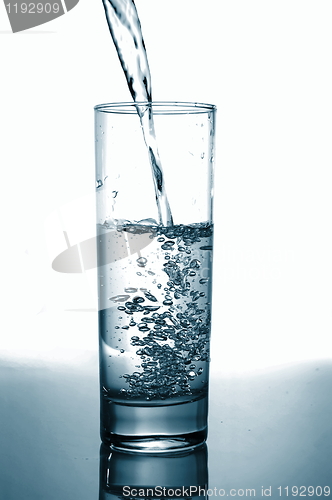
[95,102,216,452]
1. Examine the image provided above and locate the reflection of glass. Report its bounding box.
[99,443,208,500]
[95,102,216,452]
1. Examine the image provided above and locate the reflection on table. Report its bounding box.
[99,443,208,500]
[0,352,331,499]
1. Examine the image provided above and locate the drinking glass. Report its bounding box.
[95,101,216,452]
[99,442,208,499]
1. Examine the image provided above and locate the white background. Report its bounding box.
[0,0,331,373]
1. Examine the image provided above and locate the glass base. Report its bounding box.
[100,396,208,453]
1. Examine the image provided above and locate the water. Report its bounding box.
[98,221,213,447]
[102,0,173,226]
[99,221,213,402]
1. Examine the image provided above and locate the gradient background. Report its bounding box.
[0,1,331,498]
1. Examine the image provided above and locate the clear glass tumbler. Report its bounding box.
[95,102,216,452]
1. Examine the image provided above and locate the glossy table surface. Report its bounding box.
[1,352,331,499]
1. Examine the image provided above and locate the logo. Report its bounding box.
[3,0,80,33]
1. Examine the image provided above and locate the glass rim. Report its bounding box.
[94,101,216,115]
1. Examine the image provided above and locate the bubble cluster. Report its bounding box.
[112,222,213,401]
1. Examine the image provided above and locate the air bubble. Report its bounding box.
[144,291,158,302]
[138,326,150,332]
[143,305,160,312]
[190,259,201,269]
[137,257,148,267]
[133,296,145,304]
[161,241,175,250]
[152,334,167,341]
[190,291,201,301]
